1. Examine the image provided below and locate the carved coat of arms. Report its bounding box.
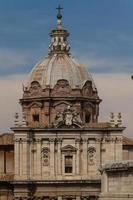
[53,105,83,128]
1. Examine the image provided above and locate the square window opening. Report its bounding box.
[33,114,39,122]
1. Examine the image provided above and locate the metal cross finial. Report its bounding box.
[56,4,63,15]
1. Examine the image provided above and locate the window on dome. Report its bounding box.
[65,155,73,173]
[33,114,39,122]
[85,113,91,123]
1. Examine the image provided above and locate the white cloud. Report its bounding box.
[0,74,26,133]
[80,57,133,73]
[94,73,133,137]
[0,73,132,139]
[0,49,31,69]
[0,46,48,73]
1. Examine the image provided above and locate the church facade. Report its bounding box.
[0,7,133,200]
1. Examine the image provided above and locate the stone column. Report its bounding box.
[95,138,100,166]
[101,138,106,165]
[33,141,37,176]
[82,138,88,176]
[50,138,55,177]
[110,138,115,161]
[75,139,80,175]
[115,137,123,161]
[22,139,28,178]
[76,196,81,200]
[57,138,62,175]
[73,154,76,174]
[27,138,32,179]
[19,139,22,177]
[36,139,41,177]
[101,171,108,193]
[62,153,65,174]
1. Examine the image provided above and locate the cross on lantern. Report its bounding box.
[56,5,63,15]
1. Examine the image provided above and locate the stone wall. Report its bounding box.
[99,161,133,200]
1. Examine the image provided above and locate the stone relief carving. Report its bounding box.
[41,147,49,166]
[29,81,42,96]
[65,106,73,126]
[51,79,71,96]
[54,112,64,126]
[53,105,83,128]
[88,147,96,165]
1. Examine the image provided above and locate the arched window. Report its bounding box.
[65,155,73,173]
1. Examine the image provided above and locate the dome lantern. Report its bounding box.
[49,5,70,55]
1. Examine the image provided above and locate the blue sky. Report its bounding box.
[0,0,133,135]
[0,0,133,76]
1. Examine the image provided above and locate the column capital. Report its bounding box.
[49,138,56,143]
[36,138,41,143]
[81,137,88,143]
[56,138,62,143]
[75,138,81,143]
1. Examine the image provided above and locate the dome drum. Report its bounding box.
[21,78,100,128]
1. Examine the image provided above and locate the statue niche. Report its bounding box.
[51,79,71,96]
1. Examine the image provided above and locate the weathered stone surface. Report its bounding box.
[0,133,14,145]
[99,161,133,200]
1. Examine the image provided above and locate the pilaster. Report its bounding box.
[22,139,28,178]
[76,196,81,200]
[82,138,88,176]
[58,196,62,200]
[57,138,62,175]
[75,139,80,175]
[14,139,20,178]
[49,138,55,177]
[36,139,42,177]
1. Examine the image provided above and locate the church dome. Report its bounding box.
[27,9,96,91]
[27,54,96,90]
[21,6,101,128]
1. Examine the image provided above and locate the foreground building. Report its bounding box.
[0,7,133,200]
